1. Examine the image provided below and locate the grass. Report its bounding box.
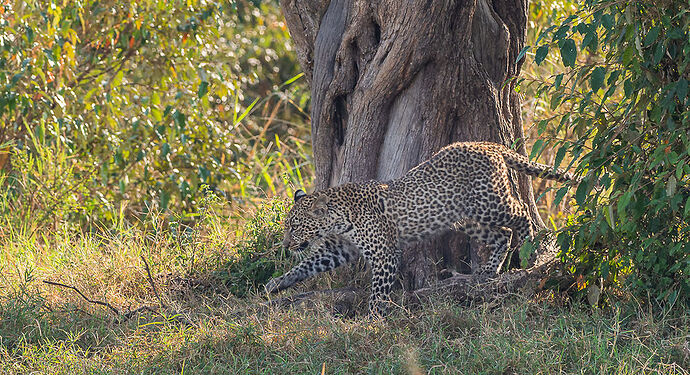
[1,202,688,375]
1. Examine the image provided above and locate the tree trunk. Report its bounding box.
[281,0,545,290]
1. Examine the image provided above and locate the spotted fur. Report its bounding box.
[265,141,576,315]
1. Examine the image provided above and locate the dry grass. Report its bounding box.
[1,207,688,375]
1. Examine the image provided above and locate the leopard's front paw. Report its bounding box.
[264,277,283,294]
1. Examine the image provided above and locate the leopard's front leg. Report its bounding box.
[368,250,400,317]
[265,234,359,293]
[348,219,400,317]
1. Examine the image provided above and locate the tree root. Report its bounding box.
[265,257,567,315]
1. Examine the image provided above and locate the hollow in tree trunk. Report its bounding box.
[280,0,545,291]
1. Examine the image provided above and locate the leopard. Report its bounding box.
[265,141,577,316]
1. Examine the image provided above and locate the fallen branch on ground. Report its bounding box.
[42,280,157,324]
[43,256,195,325]
[42,280,122,317]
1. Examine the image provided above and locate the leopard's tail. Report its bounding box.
[501,147,578,183]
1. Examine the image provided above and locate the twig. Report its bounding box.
[43,280,121,317]
[140,255,165,309]
[43,279,194,325]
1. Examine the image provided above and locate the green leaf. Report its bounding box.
[624,79,634,97]
[676,161,685,180]
[560,39,577,67]
[152,92,161,106]
[160,143,171,160]
[233,97,259,126]
[197,81,209,98]
[666,176,677,197]
[519,240,535,268]
[25,26,34,43]
[535,45,549,65]
[151,108,162,122]
[281,72,304,87]
[684,196,690,218]
[601,13,613,30]
[160,190,170,211]
[605,205,615,229]
[112,70,124,87]
[653,43,665,64]
[676,79,688,102]
[173,110,185,129]
[581,31,598,51]
[617,191,632,215]
[530,139,544,160]
[600,261,610,280]
[622,45,636,66]
[553,186,569,206]
[644,26,660,46]
[554,145,567,169]
[590,67,605,92]
[607,70,620,86]
[516,46,530,63]
[554,25,570,40]
[575,181,588,206]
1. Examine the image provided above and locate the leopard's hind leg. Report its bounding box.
[460,221,513,276]
[479,194,534,275]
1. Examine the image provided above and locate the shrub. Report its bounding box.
[526,0,690,304]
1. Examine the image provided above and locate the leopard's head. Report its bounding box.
[282,189,350,253]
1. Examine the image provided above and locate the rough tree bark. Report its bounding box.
[280,0,548,291]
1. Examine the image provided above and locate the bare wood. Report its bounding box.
[263,258,567,315]
[43,280,121,317]
[405,257,562,306]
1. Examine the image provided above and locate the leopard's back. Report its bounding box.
[383,142,513,243]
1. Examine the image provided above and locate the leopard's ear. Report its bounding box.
[294,189,307,202]
[310,194,329,217]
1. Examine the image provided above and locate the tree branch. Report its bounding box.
[264,256,569,315]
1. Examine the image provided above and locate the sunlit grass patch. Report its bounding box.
[1,205,688,374]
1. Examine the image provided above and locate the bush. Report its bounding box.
[217,198,289,297]
[526,0,689,304]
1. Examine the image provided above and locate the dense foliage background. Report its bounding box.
[0,0,311,233]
